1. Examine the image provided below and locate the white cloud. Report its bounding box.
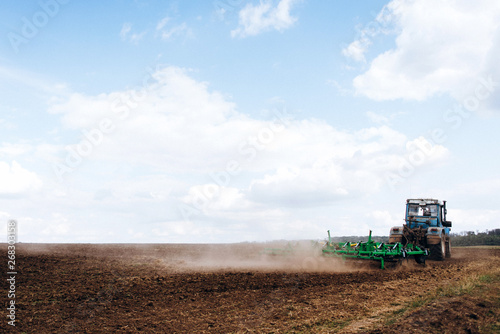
[231,0,300,38]
[248,166,349,207]
[0,161,42,195]
[447,209,500,233]
[0,65,70,97]
[366,210,401,229]
[41,213,70,236]
[439,177,500,201]
[366,111,390,125]
[342,39,370,63]
[245,126,450,207]
[182,185,252,214]
[341,2,396,63]
[326,79,351,96]
[50,66,449,197]
[49,66,251,172]
[156,17,170,31]
[352,0,500,102]
[120,22,146,44]
[160,22,190,40]
[120,23,131,39]
[0,143,32,156]
[156,16,192,40]
[405,136,449,164]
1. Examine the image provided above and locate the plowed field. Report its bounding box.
[1,243,499,333]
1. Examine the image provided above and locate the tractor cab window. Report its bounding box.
[408,204,438,217]
[427,205,438,217]
[408,204,419,216]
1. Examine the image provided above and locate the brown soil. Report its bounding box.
[1,243,498,333]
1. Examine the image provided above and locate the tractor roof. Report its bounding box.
[407,198,444,205]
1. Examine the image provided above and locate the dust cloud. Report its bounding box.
[140,241,367,273]
[9,241,374,273]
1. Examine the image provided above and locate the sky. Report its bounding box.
[0,0,499,243]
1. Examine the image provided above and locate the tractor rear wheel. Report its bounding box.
[430,236,445,261]
[445,238,451,258]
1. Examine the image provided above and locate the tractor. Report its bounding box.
[322,198,452,268]
[389,198,452,260]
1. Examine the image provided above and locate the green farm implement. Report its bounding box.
[322,230,428,269]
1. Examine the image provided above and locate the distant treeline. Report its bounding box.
[451,229,500,246]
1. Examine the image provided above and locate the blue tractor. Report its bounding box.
[389,199,452,260]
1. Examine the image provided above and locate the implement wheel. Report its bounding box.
[414,254,426,265]
[430,236,445,261]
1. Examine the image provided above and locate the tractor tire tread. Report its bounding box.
[429,242,445,261]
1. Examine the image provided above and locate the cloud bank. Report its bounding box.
[350,0,500,106]
[38,66,451,242]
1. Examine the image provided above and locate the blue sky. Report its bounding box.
[1,0,499,243]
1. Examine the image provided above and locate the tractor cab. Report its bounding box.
[405,199,451,230]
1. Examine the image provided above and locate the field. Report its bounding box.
[1,243,499,333]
